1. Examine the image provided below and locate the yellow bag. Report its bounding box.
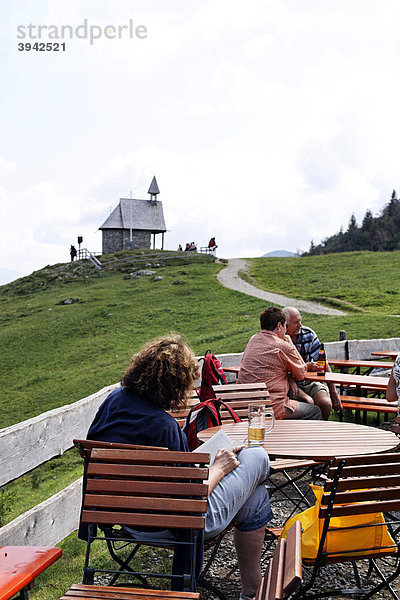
[279,484,395,560]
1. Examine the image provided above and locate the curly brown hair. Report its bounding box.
[121,334,200,410]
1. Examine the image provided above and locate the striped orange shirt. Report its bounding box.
[238,330,307,419]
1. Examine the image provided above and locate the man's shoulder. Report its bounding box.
[299,325,318,339]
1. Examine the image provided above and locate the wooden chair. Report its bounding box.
[256,521,302,600]
[80,447,210,592]
[286,452,400,599]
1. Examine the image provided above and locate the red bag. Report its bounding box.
[183,398,241,451]
[198,350,227,402]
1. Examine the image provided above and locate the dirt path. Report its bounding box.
[217,259,346,316]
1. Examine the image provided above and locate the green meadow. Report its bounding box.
[1,250,399,429]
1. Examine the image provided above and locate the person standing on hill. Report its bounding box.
[238,307,323,420]
[283,307,342,418]
[70,245,77,262]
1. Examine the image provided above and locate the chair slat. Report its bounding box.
[217,391,270,400]
[326,474,400,492]
[283,521,302,595]
[62,583,199,600]
[86,479,209,497]
[213,382,267,392]
[87,463,209,480]
[85,495,208,513]
[320,498,400,518]
[90,448,210,464]
[330,452,400,468]
[328,462,400,479]
[267,539,285,600]
[81,510,205,530]
[321,487,400,506]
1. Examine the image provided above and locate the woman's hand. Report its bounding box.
[207,445,245,493]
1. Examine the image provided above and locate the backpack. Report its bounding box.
[183,398,241,451]
[198,350,227,402]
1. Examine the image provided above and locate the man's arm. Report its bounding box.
[282,343,308,381]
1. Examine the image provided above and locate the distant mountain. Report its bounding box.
[262,250,299,258]
[0,268,25,286]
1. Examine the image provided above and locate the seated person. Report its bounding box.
[386,354,400,407]
[238,307,322,420]
[86,334,272,600]
[283,307,342,419]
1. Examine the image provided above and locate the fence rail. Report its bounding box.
[1,338,399,547]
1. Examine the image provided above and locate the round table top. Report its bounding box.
[197,420,399,461]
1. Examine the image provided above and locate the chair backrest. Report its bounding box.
[317,453,400,561]
[82,448,210,532]
[323,452,400,517]
[256,521,302,600]
[212,383,272,420]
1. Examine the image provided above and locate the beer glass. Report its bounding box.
[248,403,275,445]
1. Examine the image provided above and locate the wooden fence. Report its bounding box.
[1,338,399,547]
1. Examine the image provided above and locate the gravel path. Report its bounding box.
[217,258,346,316]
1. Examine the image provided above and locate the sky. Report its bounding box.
[1,0,400,284]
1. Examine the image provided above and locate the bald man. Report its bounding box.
[283,307,342,419]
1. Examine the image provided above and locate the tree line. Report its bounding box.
[303,190,400,255]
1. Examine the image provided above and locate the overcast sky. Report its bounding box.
[1,0,400,283]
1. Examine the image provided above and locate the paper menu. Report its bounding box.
[192,429,247,464]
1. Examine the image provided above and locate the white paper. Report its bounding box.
[192,429,246,464]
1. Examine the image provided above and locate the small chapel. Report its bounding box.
[99,176,167,254]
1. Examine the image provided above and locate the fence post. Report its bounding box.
[339,330,349,361]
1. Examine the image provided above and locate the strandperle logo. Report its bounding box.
[17,18,147,45]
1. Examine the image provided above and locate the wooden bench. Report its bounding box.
[0,546,62,600]
[256,521,302,600]
[338,394,397,424]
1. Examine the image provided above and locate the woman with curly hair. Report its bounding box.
[87,334,272,600]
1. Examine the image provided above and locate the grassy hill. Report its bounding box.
[1,249,400,429]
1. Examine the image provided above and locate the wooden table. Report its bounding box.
[304,371,389,391]
[197,420,399,461]
[371,350,399,359]
[329,359,394,374]
[225,361,394,376]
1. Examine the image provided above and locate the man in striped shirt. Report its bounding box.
[283,307,342,418]
[238,307,323,420]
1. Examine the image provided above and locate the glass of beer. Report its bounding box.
[248,403,275,445]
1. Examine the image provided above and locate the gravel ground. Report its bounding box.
[216,258,346,316]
